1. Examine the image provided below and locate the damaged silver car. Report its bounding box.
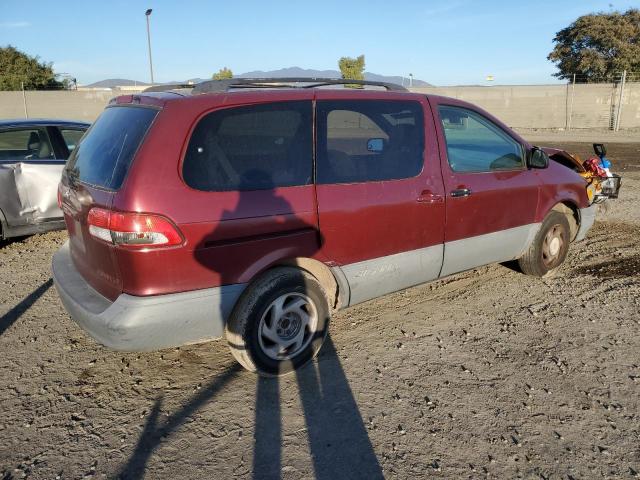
[0,119,89,240]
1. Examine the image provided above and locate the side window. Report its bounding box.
[0,128,55,161]
[317,100,424,184]
[183,101,312,191]
[60,129,85,153]
[438,106,523,172]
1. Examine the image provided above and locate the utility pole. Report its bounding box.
[614,70,627,132]
[21,82,28,119]
[567,73,576,131]
[145,9,155,84]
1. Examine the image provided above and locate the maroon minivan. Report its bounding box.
[53,78,599,376]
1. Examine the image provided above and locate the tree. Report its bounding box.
[0,45,63,90]
[338,55,365,80]
[212,67,233,80]
[548,9,640,82]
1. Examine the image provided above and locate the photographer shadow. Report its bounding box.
[118,170,382,479]
[254,335,383,480]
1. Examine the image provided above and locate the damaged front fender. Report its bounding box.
[542,146,622,205]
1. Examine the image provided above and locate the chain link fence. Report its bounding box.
[565,71,639,131]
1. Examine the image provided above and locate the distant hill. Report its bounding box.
[238,67,341,79]
[86,79,150,88]
[237,67,431,86]
[87,68,430,88]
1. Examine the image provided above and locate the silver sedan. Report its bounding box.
[0,119,89,240]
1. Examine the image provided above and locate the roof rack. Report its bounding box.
[191,77,409,94]
[143,83,195,93]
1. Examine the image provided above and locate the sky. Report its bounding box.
[0,0,637,86]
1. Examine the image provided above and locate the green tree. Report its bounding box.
[212,67,233,80]
[0,45,63,90]
[338,55,365,81]
[548,9,640,82]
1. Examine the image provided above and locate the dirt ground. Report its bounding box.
[1,143,639,480]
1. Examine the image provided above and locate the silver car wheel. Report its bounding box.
[257,292,318,361]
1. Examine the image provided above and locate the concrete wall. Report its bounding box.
[411,83,640,130]
[0,90,116,123]
[1,83,639,129]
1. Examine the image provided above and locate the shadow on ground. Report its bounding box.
[117,336,382,480]
[0,235,30,249]
[0,278,52,336]
[573,254,640,279]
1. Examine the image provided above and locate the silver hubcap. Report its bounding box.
[258,293,318,361]
[542,224,565,267]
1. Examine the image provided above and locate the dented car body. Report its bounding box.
[544,145,622,204]
[0,119,89,239]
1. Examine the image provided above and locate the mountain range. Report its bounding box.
[85,67,430,88]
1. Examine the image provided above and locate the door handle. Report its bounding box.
[417,190,444,203]
[450,188,472,198]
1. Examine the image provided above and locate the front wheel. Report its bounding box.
[518,211,571,277]
[225,267,330,376]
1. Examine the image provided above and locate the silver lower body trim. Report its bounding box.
[52,241,246,351]
[337,223,543,307]
[440,223,541,277]
[341,244,444,306]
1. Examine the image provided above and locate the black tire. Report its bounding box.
[518,211,571,277]
[225,267,330,376]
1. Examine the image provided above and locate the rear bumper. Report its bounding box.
[52,241,246,351]
[575,204,598,242]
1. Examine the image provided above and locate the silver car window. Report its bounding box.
[0,128,55,161]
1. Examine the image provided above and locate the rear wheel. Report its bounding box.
[518,211,571,277]
[225,267,330,376]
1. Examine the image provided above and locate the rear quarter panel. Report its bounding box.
[112,91,324,296]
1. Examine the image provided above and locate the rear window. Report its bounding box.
[66,106,157,189]
[182,101,312,191]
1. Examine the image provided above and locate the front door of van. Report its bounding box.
[314,93,446,305]
[431,100,541,277]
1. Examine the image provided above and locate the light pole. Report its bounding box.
[145,9,154,84]
[409,73,413,88]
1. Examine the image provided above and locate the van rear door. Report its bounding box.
[59,105,159,300]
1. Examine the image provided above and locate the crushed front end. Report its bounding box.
[544,143,622,205]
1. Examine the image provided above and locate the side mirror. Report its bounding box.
[367,138,385,153]
[528,147,549,169]
[593,143,606,157]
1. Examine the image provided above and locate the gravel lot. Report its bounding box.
[1,143,639,480]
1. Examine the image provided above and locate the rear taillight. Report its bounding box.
[87,207,183,248]
[57,187,63,209]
